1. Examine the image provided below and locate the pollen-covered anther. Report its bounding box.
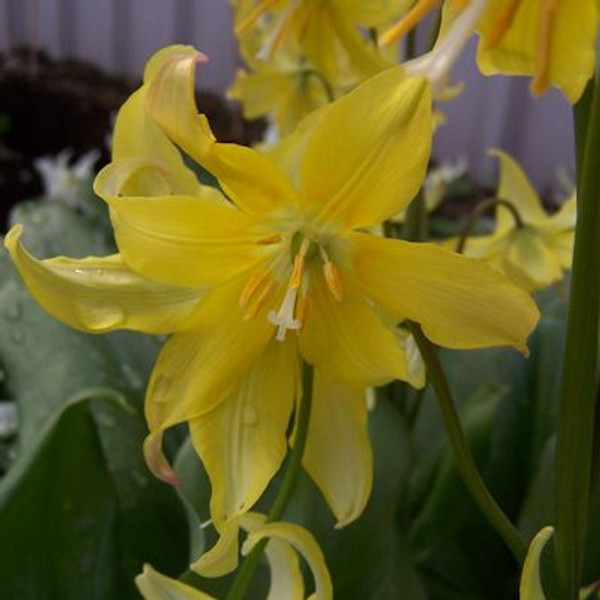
[319,246,343,301]
[531,0,558,96]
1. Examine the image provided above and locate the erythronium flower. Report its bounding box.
[5,46,539,535]
[136,514,332,600]
[455,149,576,292]
[231,0,404,80]
[381,0,600,103]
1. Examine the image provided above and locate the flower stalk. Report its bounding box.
[408,321,527,563]
[553,76,600,600]
[224,361,314,600]
[456,197,525,254]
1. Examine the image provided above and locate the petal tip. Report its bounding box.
[4,223,23,251]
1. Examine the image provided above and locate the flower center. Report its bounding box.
[239,232,344,341]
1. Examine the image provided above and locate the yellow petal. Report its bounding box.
[242,522,333,600]
[189,339,297,528]
[544,230,574,270]
[4,225,202,334]
[351,233,540,354]
[105,193,273,288]
[477,0,599,103]
[299,269,413,388]
[136,564,215,600]
[504,230,563,291]
[144,46,298,215]
[110,83,202,197]
[302,371,373,528]
[191,517,241,577]
[143,277,276,482]
[489,149,548,233]
[240,513,304,600]
[519,526,553,600]
[300,67,432,229]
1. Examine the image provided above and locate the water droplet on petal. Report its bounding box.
[3,303,21,321]
[77,303,126,331]
[242,406,258,426]
[0,402,18,438]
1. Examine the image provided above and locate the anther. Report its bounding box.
[530,0,557,97]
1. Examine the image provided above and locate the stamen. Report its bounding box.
[235,0,280,35]
[257,0,298,61]
[290,238,310,290]
[240,269,268,308]
[531,0,557,97]
[256,233,282,245]
[379,0,439,47]
[244,280,276,321]
[319,246,344,301]
[482,0,521,49]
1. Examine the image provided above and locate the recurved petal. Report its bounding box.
[302,371,372,528]
[191,517,241,577]
[299,269,413,388]
[145,46,297,216]
[300,67,432,230]
[189,339,297,529]
[519,526,554,600]
[110,84,203,197]
[136,564,216,600]
[504,230,563,291]
[351,233,540,354]
[489,149,548,233]
[106,193,273,288]
[4,225,202,334]
[240,513,304,600]
[143,277,276,482]
[242,522,333,600]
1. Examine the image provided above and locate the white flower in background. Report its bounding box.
[34,148,99,209]
[424,156,468,212]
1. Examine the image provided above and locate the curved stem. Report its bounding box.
[456,197,525,254]
[407,322,527,563]
[554,77,600,600]
[224,362,314,600]
[305,69,335,103]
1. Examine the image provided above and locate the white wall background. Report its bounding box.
[0,0,576,194]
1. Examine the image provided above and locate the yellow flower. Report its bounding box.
[381,0,599,103]
[231,0,403,80]
[136,515,332,600]
[477,0,600,102]
[457,149,576,292]
[5,46,539,534]
[228,49,333,137]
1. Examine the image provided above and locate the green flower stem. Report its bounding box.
[408,322,527,563]
[456,197,525,254]
[554,77,600,600]
[224,362,314,600]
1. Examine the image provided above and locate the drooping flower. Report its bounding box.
[381,0,600,103]
[231,0,404,80]
[455,149,576,292]
[136,514,332,600]
[5,46,539,536]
